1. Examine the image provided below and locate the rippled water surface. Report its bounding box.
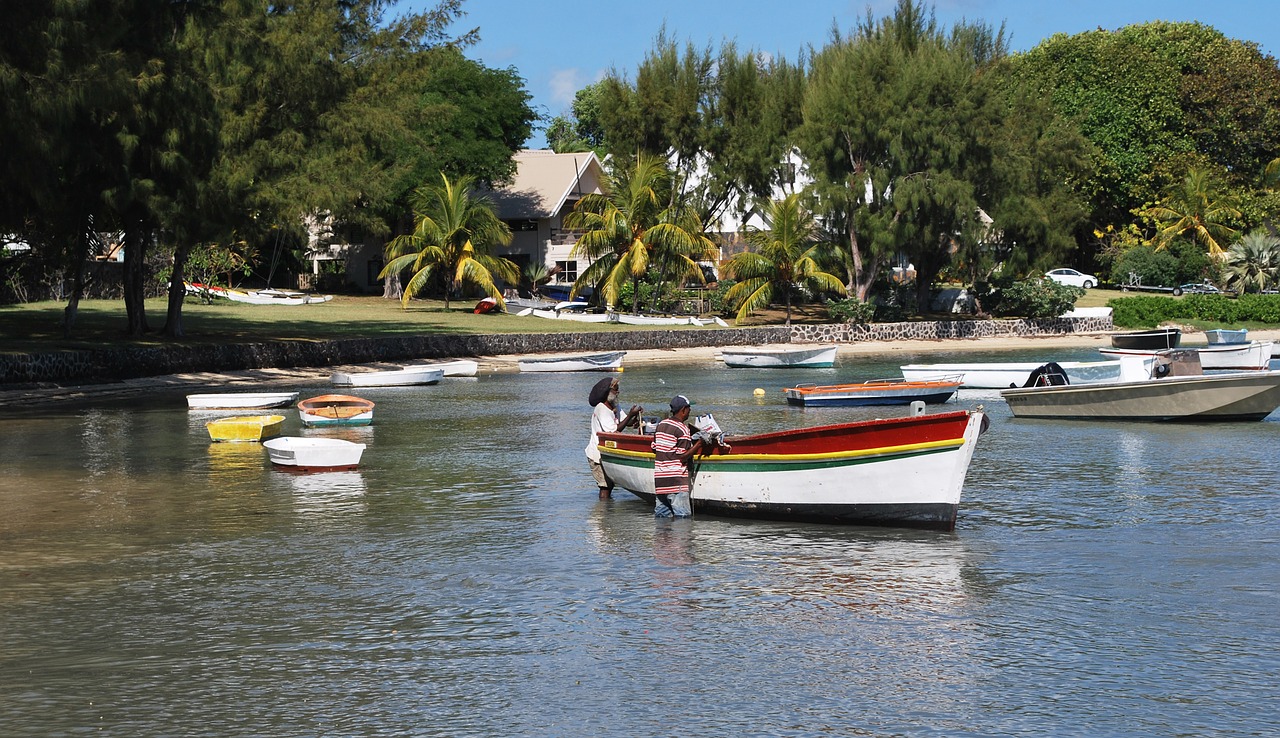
[2,348,1279,736]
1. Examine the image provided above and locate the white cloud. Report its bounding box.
[547,67,608,111]
[548,68,584,109]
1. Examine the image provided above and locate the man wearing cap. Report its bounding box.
[585,376,643,499]
[650,395,702,517]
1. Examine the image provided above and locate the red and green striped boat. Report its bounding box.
[597,409,987,531]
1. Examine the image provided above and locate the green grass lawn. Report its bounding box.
[0,295,680,354]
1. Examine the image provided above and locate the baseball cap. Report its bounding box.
[670,395,692,411]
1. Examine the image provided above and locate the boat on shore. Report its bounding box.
[900,360,1136,389]
[330,366,444,387]
[205,414,286,442]
[597,409,988,531]
[1205,328,1249,345]
[720,345,838,368]
[783,377,962,407]
[263,437,366,471]
[1099,340,1274,371]
[613,313,704,326]
[298,394,375,427]
[1110,327,1181,350]
[403,359,479,377]
[517,351,625,372]
[184,282,333,305]
[187,391,300,410]
[1001,351,1280,421]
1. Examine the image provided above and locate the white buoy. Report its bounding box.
[753,388,766,397]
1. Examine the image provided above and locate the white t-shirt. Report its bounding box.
[585,403,623,462]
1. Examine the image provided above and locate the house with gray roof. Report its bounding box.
[484,149,606,297]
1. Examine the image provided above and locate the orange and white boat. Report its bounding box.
[783,376,962,407]
[298,394,375,427]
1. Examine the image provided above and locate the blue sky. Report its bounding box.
[414,1,1279,148]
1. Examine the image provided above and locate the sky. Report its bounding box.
[411,1,1280,148]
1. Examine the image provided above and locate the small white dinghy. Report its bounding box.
[263,437,366,471]
[330,366,445,387]
[720,345,838,368]
[187,391,300,410]
[403,359,479,377]
[517,351,625,372]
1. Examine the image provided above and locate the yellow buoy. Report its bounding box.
[753,388,766,396]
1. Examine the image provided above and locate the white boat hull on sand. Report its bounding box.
[1099,341,1274,371]
[404,359,479,377]
[721,345,838,368]
[901,360,1141,389]
[1001,370,1280,421]
[264,437,365,471]
[330,367,445,387]
[517,351,625,372]
[187,392,300,410]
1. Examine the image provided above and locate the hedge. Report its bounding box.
[1107,294,1280,327]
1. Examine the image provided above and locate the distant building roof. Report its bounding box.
[485,150,605,220]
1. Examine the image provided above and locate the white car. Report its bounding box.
[1045,268,1097,289]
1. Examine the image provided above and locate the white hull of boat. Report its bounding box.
[187,392,300,410]
[404,359,479,377]
[1099,341,1274,371]
[600,412,985,527]
[517,351,626,372]
[330,367,445,387]
[185,282,332,305]
[613,314,703,326]
[521,308,612,323]
[721,345,838,368]
[263,437,366,471]
[900,360,1140,389]
[1205,329,1249,345]
[1001,370,1280,420]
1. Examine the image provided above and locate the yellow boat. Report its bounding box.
[206,414,286,442]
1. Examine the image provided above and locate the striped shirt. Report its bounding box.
[652,418,693,495]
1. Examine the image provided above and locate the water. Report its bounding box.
[2,348,1279,736]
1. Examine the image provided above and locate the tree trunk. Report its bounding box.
[60,231,88,338]
[122,217,151,336]
[382,270,402,300]
[162,240,192,338]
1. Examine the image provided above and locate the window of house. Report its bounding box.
[507,219,539,232]
[555,260,577,283]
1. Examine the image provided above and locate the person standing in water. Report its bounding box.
[585,376,642,499]
[650,395,702,518]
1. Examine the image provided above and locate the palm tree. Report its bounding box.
[563,154,715,312]
[1139,167,1241,256]
[380,173,518,309]
[722,194,847,325]
[1223,231,1280,294]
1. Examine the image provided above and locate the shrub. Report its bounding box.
[988,279,1081,318]
[1107,293,1280,327]
[826,297,877,324]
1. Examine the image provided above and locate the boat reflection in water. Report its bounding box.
[586,503,974,618]
[285,471,368,518]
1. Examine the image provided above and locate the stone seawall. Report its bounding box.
[0,315,1111,386]
[791,316,1112,343]
[0,326,790,385]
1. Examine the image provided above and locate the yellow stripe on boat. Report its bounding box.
[599,437,966,462]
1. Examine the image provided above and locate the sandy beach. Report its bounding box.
[6,327,1278,408]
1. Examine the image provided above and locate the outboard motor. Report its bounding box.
[1023,362,1070,387]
